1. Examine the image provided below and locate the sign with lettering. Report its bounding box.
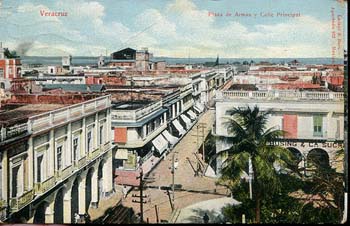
[270,140,344,149]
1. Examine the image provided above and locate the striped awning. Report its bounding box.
[180,114,192,129]
[152,134,169,155]
[162,129,179,145]
[172,119,186,136]
[194,103,204,113]
[187,110,197,120]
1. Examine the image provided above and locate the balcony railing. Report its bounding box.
[112,100,162,121]
[34,176,55,194]
[78,156,87,168]
[28,95,111,134]
[56,165,73,181]
[217,90,344,101]
[9,190,34,211]
[0,123,28,142]
[88,148,100,160]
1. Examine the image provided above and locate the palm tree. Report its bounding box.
[213,105,293,223]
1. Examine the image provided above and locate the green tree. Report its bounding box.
[213,106,293,223]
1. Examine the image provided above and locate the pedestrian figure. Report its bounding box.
[74,213,80,223]
[174,159,179,170]
[203,212,209,224]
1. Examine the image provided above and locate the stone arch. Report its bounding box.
[33,201,49,223]
[70,176,81,222]
[85,167,95,212]
[53,187,65,223]
[287,147,303,167]
[98,159,107,200]
[307,148,330,169]
[0,82,5,89]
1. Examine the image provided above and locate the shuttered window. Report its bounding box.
[313,115,323,137]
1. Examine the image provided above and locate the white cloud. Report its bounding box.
[0,0,336,57]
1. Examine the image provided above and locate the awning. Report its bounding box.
[187,110,197,120]
[162,130,179,145]
[172,119,186,136]
[152,134,169,155]
[180,114,192,129]
[194,103,204,113]
[115,149,129,160]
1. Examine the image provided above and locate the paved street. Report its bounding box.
[122,109,230,223]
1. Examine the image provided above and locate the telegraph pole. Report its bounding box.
[171,153,175,210]
[139,168,144,223]
[201,125,205,162]
[133,168,147,223]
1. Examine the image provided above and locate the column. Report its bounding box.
[95,113,98,150]
[45,201,55,224]
[180,99,184,113]
[172,104,175,118]
[90,169,99,208]
[102,152,113,197]
[63,187,72,223]
[78,177,86,215]
[176,102,180,115]
[49,130,55,177]
[107,109,112,143]
[1,150,8,204]
[67,123,72,167]
[27,137,34,190]
[81,118,86,157]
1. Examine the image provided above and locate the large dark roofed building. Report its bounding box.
[111,48,136,60]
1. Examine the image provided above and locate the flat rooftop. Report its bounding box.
[0,104,66,127]
[112,100,153,110]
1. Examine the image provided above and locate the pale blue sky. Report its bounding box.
[0,0,347,57]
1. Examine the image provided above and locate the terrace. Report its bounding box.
[0,104,65,142]
[111,100,163,122]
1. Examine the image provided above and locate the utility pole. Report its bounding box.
[201,125,205,162]
[133,168,147,223]
[171,153,175,210]
[191,123,207,176]
[139,168,144,223]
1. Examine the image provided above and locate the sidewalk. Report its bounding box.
[121,109,230,223]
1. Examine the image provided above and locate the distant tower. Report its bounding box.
[98,55,105,68]
[62,55,72,70]
[0,42,4,59]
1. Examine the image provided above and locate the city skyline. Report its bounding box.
[0,0,347,58]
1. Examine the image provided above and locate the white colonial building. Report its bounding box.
[0,95,114,223]
[214,89,344,175]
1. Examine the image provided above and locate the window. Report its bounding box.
[36,155,43,183]
[87,131,92,152]
[0,68,3,78]
[99,126,104,145]
[313,115,323,137]
[11,165,20,198]
[282,114,298,139]
[336,120,340,139]
[73,138,79,161]
[57,146,63,170]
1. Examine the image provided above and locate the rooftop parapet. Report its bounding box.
[216,90,344,102]
[111,100,162,122]
[1,95,111,143]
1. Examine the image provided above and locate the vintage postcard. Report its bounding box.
[0,0,348,224]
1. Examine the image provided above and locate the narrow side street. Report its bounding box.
[122,109,230,223]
